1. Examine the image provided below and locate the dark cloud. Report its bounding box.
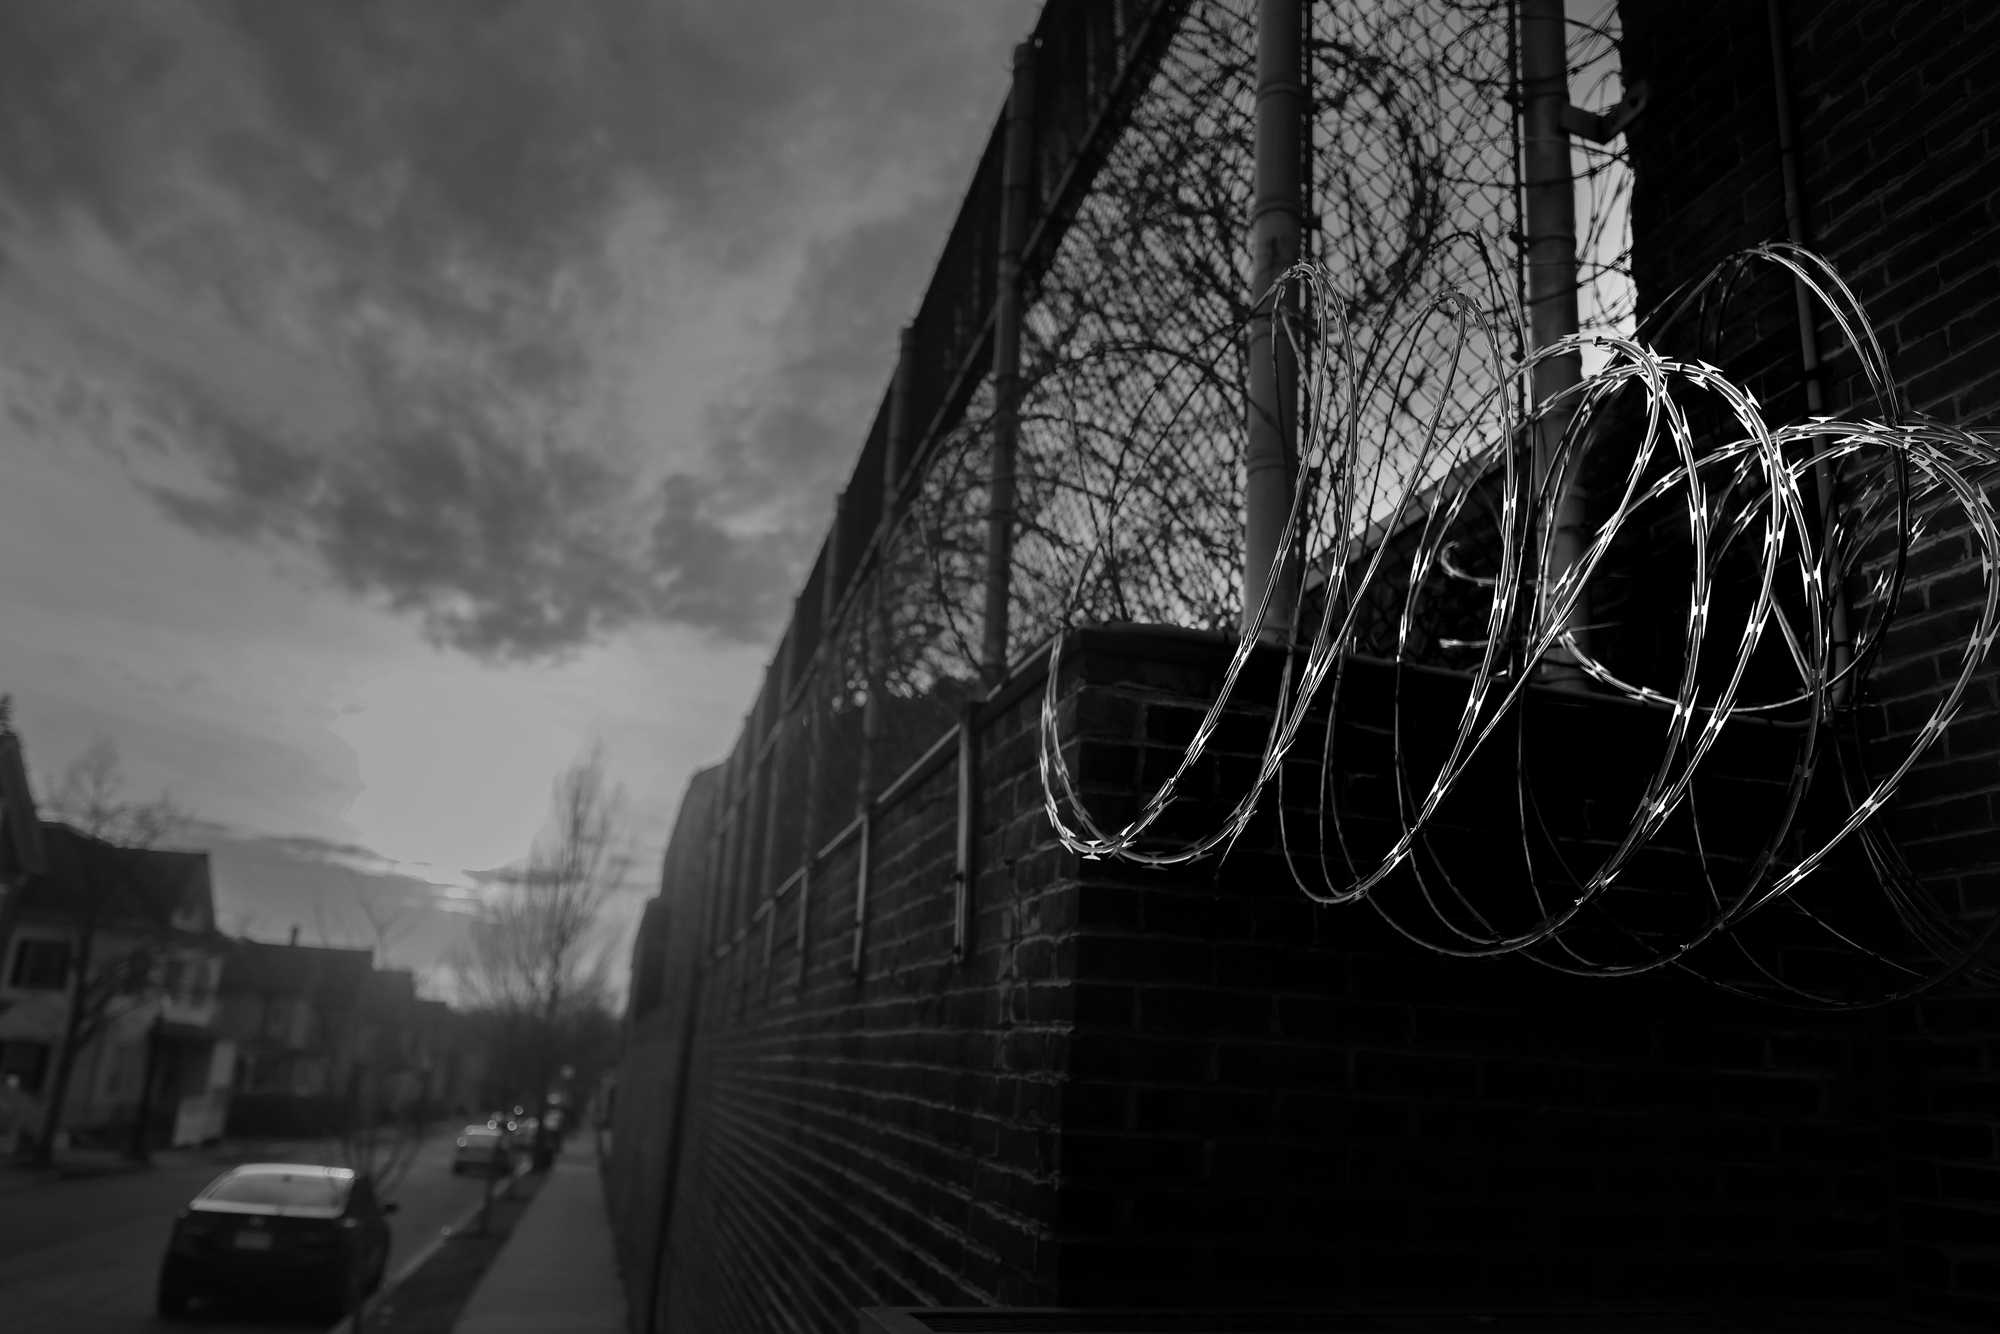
[142,398,800,658]
[696,197,967,525]
[0,0,1039,660]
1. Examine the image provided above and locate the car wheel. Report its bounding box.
[155,1262,193,1320]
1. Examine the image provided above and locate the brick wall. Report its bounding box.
[1621,1,2000,1322]
[615,667,1078,1333]
[610,624,1972,1331]
[606,6,2000,1327]
[1048,628,1900,1314]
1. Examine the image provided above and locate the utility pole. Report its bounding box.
[1242,0,1305,643]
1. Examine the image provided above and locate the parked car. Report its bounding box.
[452,1123,513,1176]
[156,1163,396,1321]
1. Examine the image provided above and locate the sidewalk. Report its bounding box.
[451,1141,627,1334]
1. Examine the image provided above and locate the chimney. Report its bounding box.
[289,925,300,947]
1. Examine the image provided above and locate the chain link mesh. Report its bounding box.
[712,0,1639,928]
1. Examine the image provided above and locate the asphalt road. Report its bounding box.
[0,1131,506,1334]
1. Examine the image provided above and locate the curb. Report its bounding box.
[325,1158,535,1334]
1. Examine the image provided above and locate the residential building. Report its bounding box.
[0,822,234,1151]
[216,933,374,1136]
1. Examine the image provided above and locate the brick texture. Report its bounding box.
[1623,0,2000,1322]
[607,4,2000,1329]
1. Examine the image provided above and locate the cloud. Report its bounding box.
[190,818,493,980]
[0,0,1039,661]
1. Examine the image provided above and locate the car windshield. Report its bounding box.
[203,1171,350,1209]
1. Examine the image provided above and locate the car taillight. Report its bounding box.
[174,1213,221,1248]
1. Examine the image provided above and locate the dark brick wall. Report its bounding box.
[1621,1,2000,1322]
[1047,628,1901,1314]
[615,673,1078,1333]
[610,626,1982,1331]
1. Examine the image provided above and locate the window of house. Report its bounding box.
[262,995,290,1039]
[6,938,70,990]
[163,958,186,997]
[0,1040,51,1093]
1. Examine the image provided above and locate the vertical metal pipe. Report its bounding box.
[1767,0,1853,703]
[1243,0,1305,642]
[982,41,1037,688]
[724,736,748,944]
[799,502,841,885]
[755,719,786,949]
[1518,0,1592,680]
[860,332,917,816]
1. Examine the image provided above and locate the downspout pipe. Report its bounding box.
[1517,0,1592,685]
[1767,0,1854,704]
[1242,0,1306,643]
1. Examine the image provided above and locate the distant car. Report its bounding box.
[453,1124,513,1176]
[156,1163,396,1321]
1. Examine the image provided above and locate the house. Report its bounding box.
[0,822,235,1152]
[408,996,486,1117]
[356,965,419,1114]
[215,933,374,1136]
[0,704,47,952]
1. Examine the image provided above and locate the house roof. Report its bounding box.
[220,937,374,1000]
[0,726,46,880]
[14,822,215,932]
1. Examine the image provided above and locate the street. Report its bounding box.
[0,1132,506,1333]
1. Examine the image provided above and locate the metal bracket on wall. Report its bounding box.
[1561,80,1649,143]
[952,708,977,964]
[795,864,811,990]
[851,814,871,979]
[761,900,776,999]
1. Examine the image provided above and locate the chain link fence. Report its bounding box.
[693,0,1636,955]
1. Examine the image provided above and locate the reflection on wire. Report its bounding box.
[1037,244,2000,1008]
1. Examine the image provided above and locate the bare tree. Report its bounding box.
[450,744,628,1168]
[354,889,418,967]
[30,740,189,1165]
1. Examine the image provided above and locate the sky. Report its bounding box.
[0,0,1043,999]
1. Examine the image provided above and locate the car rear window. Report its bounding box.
[204,1171,350,1208]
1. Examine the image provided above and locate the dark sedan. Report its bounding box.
[156,1162,397,1320]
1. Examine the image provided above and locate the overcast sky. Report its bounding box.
[0,0,1042,993]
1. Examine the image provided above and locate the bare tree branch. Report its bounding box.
[29,740,194,1165]
[449,745,628,1165]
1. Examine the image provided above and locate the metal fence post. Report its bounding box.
[1518,0,1592,681]
[1243,0,1305,643]
[982,40,1038,687]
